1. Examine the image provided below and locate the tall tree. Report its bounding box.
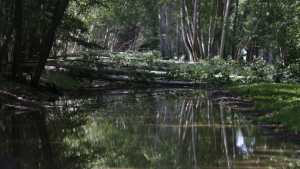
[31,0,70,86]
[181,0,203,62]
[159,4,170,58]
[231,0,239,60]
[219,0,231,58]
[11,0,23,79]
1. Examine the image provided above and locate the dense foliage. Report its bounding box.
[1,0,300,85]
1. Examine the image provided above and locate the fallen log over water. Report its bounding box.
[100,74,206,87]
[0,90,46,114]
[48,61,202,87]
[47,55,209,87]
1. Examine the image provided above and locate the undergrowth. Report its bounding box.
[229,83,300,133]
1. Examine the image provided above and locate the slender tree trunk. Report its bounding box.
[0,2,10,73]
[246,42,254,62]
[181,0,193,61]
[181,0,202,62]
[208,0,218,58]
[0,31,13,74]
[31,0,69,86]
[27,29,39,60]
[219,0,231,58]
[232,0,239,60]
[12,0,23,79]
[159,4,169,59]
[192,0,199,60]
[176,17,182,57]
[104,27,109,48]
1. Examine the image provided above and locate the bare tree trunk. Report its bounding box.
[181,0,193,61]
[246,41,254,62]
[0,2,12,74]
[232,0,239,60]
[0,31,13,73]
[159,4,169,59]
[180,0,202,62]
[219,0,231,58]
[192,0,199,60]
[207,0,218,59]
[176,17,182,58]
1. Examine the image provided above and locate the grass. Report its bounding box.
[228,83,300,133]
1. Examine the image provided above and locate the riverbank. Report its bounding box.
[51,52,284,88]
[229,83,300,133]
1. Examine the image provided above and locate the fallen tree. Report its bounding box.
[100,74,206,87]
[50,55,208,88]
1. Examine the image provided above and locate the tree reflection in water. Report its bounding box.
[0,110,56,169]
[0,89,299,169]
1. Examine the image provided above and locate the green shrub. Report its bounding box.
[289,62,300,82]
[167,57,279,84]
[64,51,299,85]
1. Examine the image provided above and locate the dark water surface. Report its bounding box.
[0,89,299,169]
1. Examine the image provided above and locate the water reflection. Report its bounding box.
[0,89,299,169]
[0,111,56,169]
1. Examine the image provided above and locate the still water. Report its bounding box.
[0,88,299,169]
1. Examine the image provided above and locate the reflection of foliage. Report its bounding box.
[57,90,219,169]
[63,117,151,169]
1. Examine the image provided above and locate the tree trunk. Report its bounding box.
[181,0,193,61]
[11,0,23,79]
[192,0,200,60]
[0,36,11,73]
[181,0,202,62]
[31,0,69,86]
[231,0,239,60]
[219,0,231,58]
[207,0,218,59]
[159,4,169,59]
